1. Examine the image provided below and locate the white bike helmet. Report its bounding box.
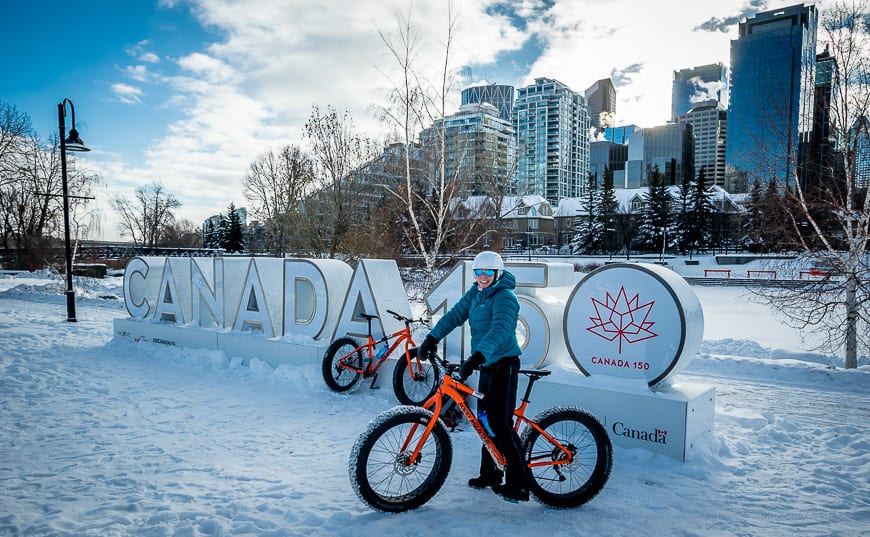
[472,251,504,272]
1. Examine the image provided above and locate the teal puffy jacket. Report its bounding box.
[429,270,522,366]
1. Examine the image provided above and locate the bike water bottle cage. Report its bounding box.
[474,269,495,277]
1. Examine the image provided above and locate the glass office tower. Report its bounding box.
[605,125,637,145]
[852,116,870,189]
[671,63,728,122]
[513,78,590,202]
[624,123,695,188]
[725,4,817,192]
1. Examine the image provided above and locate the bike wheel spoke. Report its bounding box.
[523,408,612,505]
[365,422,436,501]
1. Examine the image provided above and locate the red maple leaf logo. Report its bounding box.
[586,286,658,353]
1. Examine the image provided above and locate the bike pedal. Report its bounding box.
[369,373,379,389]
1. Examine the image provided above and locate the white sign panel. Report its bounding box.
[564,263,704,386]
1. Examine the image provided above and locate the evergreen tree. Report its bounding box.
[757,180,790,252]
[673,170,695,254]
[222,202,246,253]
[689,167,716,254]
[674,167,716,255]
[636,166,673,253]
[570,173,602,253]
[216,216,228,251]
[743,179,765,252]
[203,220,214,249]
[203,219,223,249]
[600,168,619,255]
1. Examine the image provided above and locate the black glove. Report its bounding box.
[418,334,438,361]
[459,351,485,380]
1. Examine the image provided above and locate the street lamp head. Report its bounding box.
[64,128,90,152]
[59,98,90,152]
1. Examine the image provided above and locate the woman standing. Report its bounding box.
[418,251,529,503]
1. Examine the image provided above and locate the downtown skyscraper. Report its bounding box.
[671,63,728,122]
[725,3,818,192]
[585,78,616,137]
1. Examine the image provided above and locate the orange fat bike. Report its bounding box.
[349,356,613,512]
[321,309,442,406]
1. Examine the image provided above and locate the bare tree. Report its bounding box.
[243,145,316,256]
[0,102,34,260]
[376,2,465,289]
[302,105,379,259]
[112,182,181,248]
[162,218,201,248]
[0,129,98,269]
[0,101,31,179]
[754,0,870,369]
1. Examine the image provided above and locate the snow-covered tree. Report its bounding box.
[674,167,716,255]
[635,167,673,253]
[571,173,602,253]
[600,168,619,255]
[690,167,716,253]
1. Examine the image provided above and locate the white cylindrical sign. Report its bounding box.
[563,263,704,387]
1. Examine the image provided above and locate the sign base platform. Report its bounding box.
[524,369,715,461]
[113,318,329,367]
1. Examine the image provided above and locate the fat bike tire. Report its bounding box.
[322,337,363,392]
[520,406,612,509]
[391,350,443,406]
[349,406,452,513]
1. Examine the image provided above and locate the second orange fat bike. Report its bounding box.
[321,309,442,406]
[349,356,613,512]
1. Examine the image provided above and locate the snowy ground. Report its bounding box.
[0,262,868,537]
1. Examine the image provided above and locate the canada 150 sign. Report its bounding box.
[121,256,704,387]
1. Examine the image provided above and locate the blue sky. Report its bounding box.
[1,0,805,241]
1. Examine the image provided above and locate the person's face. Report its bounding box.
[474,268,495,289]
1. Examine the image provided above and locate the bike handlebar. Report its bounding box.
[386,309,428,326]
[436,356,551,383]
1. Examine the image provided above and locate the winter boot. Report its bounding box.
[468,473,502,489]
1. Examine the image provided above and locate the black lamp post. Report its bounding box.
[58,98,90,322]
[659,226,668,264]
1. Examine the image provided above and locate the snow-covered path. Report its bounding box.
[1,290,868,536]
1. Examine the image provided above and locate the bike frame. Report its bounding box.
[402,369,575,471]
[335,314,425,379]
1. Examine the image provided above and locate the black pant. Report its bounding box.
[476,356,528,489]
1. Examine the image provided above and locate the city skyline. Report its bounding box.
[2,0,817,241]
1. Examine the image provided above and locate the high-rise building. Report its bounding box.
[461,84,515,122]
[585,78,616,137]
[852,116,870,189]
[803,47,840,198]
[420,102,516,197]
[676,100,728,187]
[625,123,695,188]
[725,4,818,192]
[671,63,728,122]
[513,77,590,202]
[605,125,637,145]
[589,141,628,188]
